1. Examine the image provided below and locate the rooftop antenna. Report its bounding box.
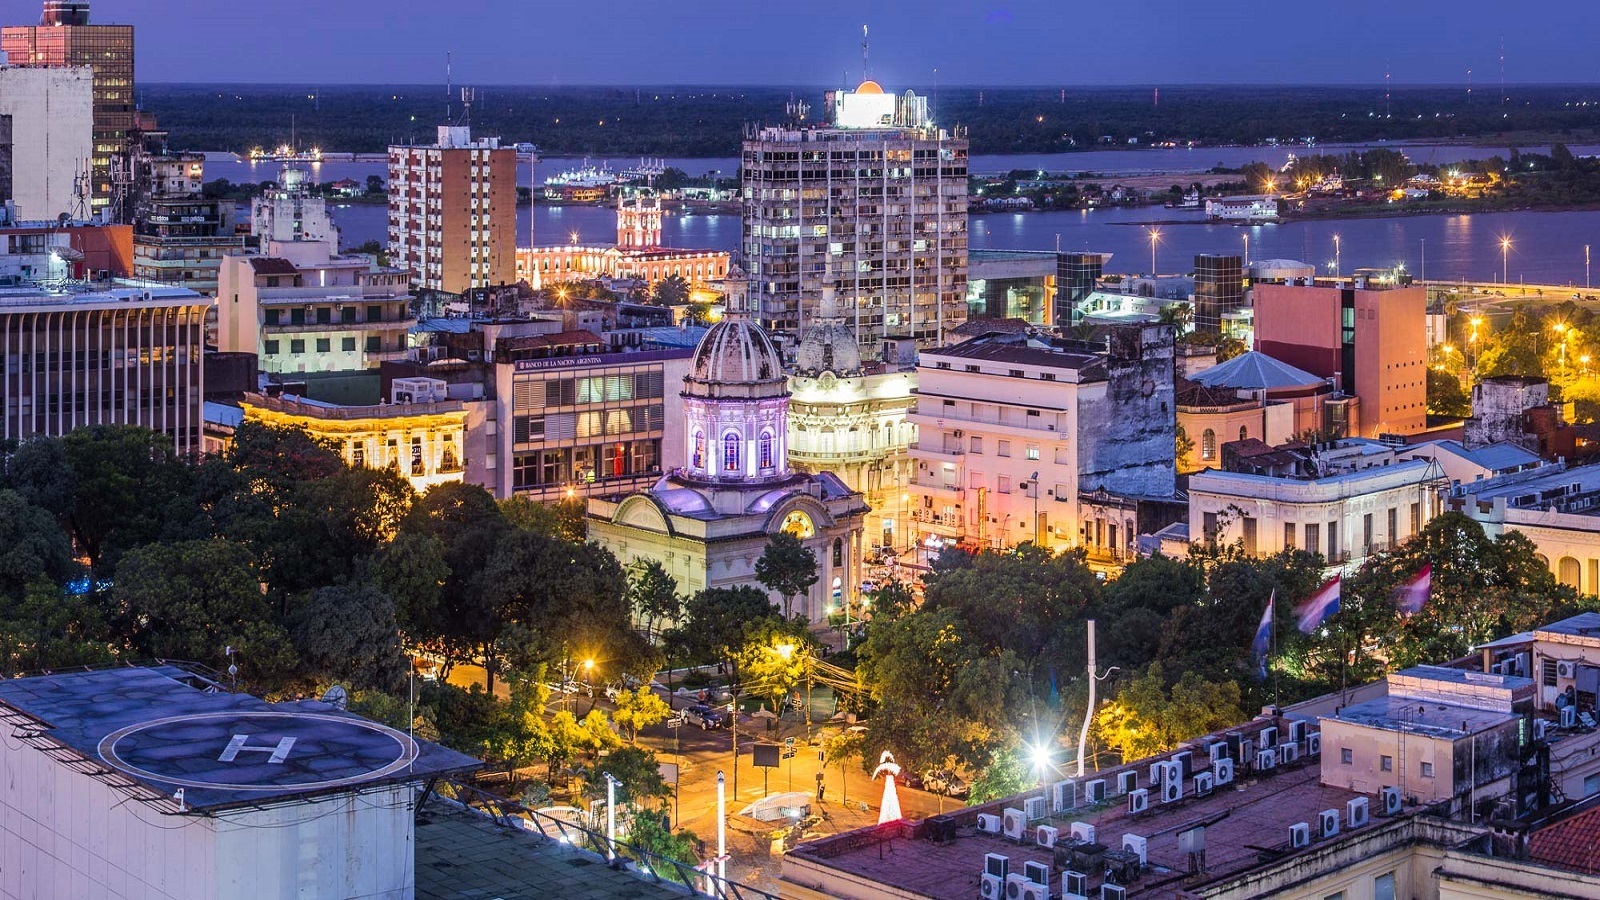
[861,24,869,82]
[446,51,453,121]
[1384,61,1390,119]
[1499,37,1506,112]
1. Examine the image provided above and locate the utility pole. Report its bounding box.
[716,771,728,894]
[1075,620,1119,777]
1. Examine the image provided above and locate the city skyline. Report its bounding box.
[47,0,1600,87]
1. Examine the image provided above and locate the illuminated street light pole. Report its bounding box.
[715,771,727,893]
[1500,236,1512,284]
[1333,234,1341,276]
[1147,227,1160,275]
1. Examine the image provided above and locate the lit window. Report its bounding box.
[692,430,704,469]
[1201,429,1217,461]
[1026,446,1040,460]
[723,432,741,472]
[759,431,775,469]
[1420,762,1434,778]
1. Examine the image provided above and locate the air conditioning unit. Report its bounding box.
[1172,751,1192,777]
[1018,881,1048,900]
[978,813,1002,834]
[1070,822,1096,844]
[1023,860,1051,889]
[1561,705,1577,729]
[1319,809,1340,839]
[1279,743,1300,765]
[1149,761,1166,786]
[1051,779,1078,813]
[1239,739,1255,766]
[1128,788,1149,814]
[1289,822,1311,848]
[1063,870,1089,900]
[1347,797,1370,828]
[1102,885,1127,900]
[980,873,1004,900]
[1161,777,1182,804]
[1002,808,1026,841]
[1287,720,1306,744]
[1559,661,1577,679]
[1380,786,1403,816]
[1122,834,1148,867]
[1116,771,1137,795]
[1024,796,1049,822]
[1535,719,1551,741]
[1305,732,1322,756]
[1213,757,1235,785]
[1005,873,1032,900]
[1256,748,1278,772]
[1260,726,1278,748]
[1194,771,1215,796]
[1489,662,1505,675]
[1036,825,1059,849]
[1086,779,1107,803]
[1209,741,1229,763]
[985,853,1010,879]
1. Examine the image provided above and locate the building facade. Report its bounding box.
[387,124,516,295]
[0,280,207,454]
[1255,279,1427,437]
[216,240,413,375]
[0,65,92,221]
[0,218,131,281]
[515,190,731,290]
[239,381,471,494]
[908,326,1176,563]
[588,317,868,621]
[130,151,246,293]
[251,164,337,246]
[1,1,133,216]
[1192,253,1244,332]
[741,81,968,355]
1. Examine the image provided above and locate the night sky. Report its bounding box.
[45,0,1600,86]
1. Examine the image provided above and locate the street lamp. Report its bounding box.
[1029,471,1041,546]
[1147,227,1161,275]
[1500,236,1512,284]
[1333,234,1341,276]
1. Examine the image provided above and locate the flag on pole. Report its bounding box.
[1251,591,1275,681]
[1394,564,1432,615]
[1295,576,1341,633]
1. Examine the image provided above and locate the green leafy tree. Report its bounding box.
[60,425,196,575]
[0,579,113,676]
[1215,335,1247,362]
[291,583,408,693]
[500,495,587,544]
[370,531,457,669]
[864,579,917,623]
[1095,664,1245,762]
[584,744,668,807]
[822,727,866,802]
[671,585,779,673]
[651,274,691,307]
[735,618,812,711]
[755,532,818,618]
[966,748,1033,806]
[625,815,701,883]
[627,560,683,639]
[2,436,76,518]
[612,685,672,742]
[1427,368,1472,418]
[0,490,76,600]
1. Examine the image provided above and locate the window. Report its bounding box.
[1373,872,1396,900]
[342,337,356,352]
[365,336,381,352]
[1363,513,1373,550]
[341,306,356,324]
[367,305,383,322]
[1420,761,1434,778]
[264,340,280,355]
[1543,659,1559,687]
[1340,748,1353,765]
[1239,425,1248,441]
[692,430,704,469]
[351,444,365,467]
[1008,369,1025,378]
[1284,522,1296,550]
[998,476,1012,494]
[833,537,843,567]
[289,339,305,354]
[265,309,281,325]
[970,436,983,454]
[1201,428,1217,461]
[1585,774,1600,798]
[1380,755,1393,772]
[759,431,775,469]
[316,338,331,353]
[997,440,1011,458]
[1203,511,1219,541]
[1026,446,1040,460]
[723,432,741,472]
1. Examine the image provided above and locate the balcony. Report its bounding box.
[911,480,964,500]
[908,441,965,460]
[263,318,416,335]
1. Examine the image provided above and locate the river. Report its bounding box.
[208,142,1600,286]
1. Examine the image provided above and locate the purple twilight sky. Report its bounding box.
[29,0,1600,86]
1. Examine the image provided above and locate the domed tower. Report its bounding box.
[681,317,791,483]
[794,269,863,378]
[617,189,663,250]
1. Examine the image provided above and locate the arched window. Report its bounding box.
[832,537,844,567]
[723,432,742,472]
[691,430,705,469]
[1559,556,1582,589]
[759,430,775,469]
[1201,429,1217,461]
[1239,426,1249,442]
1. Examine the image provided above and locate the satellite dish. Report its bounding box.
[321,685,349,711]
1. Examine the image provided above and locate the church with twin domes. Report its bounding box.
[586,316,868,623]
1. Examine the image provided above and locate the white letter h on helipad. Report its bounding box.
[218,734,297,764]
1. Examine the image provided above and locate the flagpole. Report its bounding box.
[1272,594,1279,708]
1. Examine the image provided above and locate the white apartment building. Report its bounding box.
[908,327,1175,560]
[0,280,208,454]
[216,239,413,375]
[1188,438,1444,565]
[251,165,337,245]
[741,80,968,354]
[0,65,92,221]
[386,124,515,295]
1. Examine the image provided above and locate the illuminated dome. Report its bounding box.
[855,80,884,95]
[686,318,787,399]
[795,320,862,376]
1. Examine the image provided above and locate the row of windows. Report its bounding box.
[513,406,666,443]
[1336,746,1428,778]
[515,372,667,411]
[265,305,388,326]
[264,337,381,355]
[511,440,662,489]
[692,429,776,472]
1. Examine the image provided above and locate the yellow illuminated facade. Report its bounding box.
[240,393,469,494]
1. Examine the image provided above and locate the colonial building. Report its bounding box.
[514,189,731,291]
[787,279,915,550]
[588,317,868,622]
[1179,350,1356,473]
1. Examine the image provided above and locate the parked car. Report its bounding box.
[603,683,624,702]
[922,770,969,799]
[683,704,727,730]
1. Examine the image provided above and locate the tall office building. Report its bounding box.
[741,81,968,355]
[1,1,134,217]
[0,281,208,454]
[1054,251,1106,326]
[1193,253,1245,332]
[387,124,516,295]
[129,151,246,293]
[0,65,92,221]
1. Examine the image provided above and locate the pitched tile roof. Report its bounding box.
[1529,802,1600,875]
